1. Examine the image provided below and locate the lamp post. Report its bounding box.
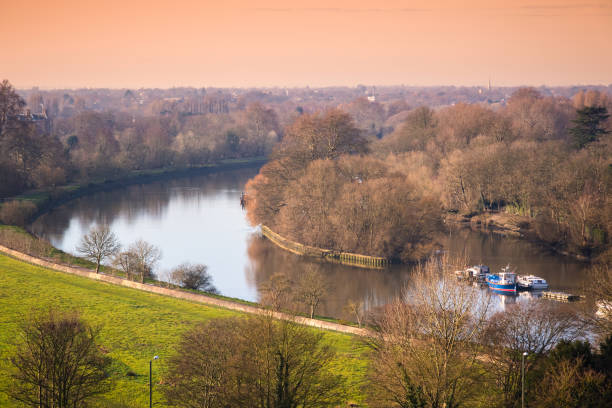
[150,355,159,408]
[522,352,528,408]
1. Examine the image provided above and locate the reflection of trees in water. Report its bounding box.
[245,235,409,319]
[247,228,589,320]
[31,167,258,244]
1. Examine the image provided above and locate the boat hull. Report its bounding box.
[486,281,517,294]
[518,283,549,291]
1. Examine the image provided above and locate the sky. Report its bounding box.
[2,0,611,89]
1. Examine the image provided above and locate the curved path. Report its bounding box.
[0,244,370,337]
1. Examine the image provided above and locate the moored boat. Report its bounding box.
[486,265,517,294]
[517,275,549,291]
[455,265,489,282]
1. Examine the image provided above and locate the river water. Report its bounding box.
[30,166,590,319]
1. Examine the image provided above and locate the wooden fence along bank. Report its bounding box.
[260,225,388,269]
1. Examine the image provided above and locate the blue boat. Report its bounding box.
[486,266,518,294]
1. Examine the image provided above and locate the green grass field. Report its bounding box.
[0,253,369,407]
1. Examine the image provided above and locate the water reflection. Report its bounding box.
[30,166,590,320]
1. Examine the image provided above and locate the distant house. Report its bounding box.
[10,106,51,132]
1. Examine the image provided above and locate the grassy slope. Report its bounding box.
[0,254,369,407]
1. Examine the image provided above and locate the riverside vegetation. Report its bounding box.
[244,89,611,261]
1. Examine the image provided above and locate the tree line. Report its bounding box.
[0,79,280,199]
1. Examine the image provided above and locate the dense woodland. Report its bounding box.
[245,88,611,260]
[1,79,611,260]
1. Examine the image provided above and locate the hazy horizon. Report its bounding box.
[11,83,612,92]
[3,0,612,89]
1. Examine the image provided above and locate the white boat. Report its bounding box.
[455,265,489,282]
[517,275,549,291]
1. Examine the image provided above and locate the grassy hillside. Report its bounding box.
[0,253,369,407]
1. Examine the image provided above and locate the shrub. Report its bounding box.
[0,200,37,226]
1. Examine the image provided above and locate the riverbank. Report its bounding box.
[0,252,369,407]
[5,157,267,223]
[446,211,594,262]
[0,243,369,336]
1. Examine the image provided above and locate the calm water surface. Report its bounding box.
[30,166,590,319]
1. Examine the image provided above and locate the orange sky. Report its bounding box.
[2,0,611,89]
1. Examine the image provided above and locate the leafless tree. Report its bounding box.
[259,271,293,311]
[368,255,491,408]
[113,250,139,281]
[484,301,580,407]
[127,239,161,283]
[0,79,26,134]
[344,299,367,328]
[163,318,240,408]
[76,224,120,273]
[582,262,612,339]
[164,316,346,408]
[294,266,327,318]
[171,262,218,293]
[8,309,111,408]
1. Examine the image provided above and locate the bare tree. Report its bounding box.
[294,266,327,318]
[484,301,580,407]
[171,262,218,293]
[76,224,120,273]
[0,79,26,134]
[113,250,139,281]
[8,309,111,408]
[344,299,366,328]
[368,255,491,408]
[259,271,293,311]
[583,263,612,338]
[127,239,161,283]
[163,318,240,408]
[164,316,346,408]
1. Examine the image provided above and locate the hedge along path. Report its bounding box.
[0,244,370,337]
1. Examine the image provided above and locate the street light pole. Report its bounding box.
[150,355,158,408]
[522,352,528,408]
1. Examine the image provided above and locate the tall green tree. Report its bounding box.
[569,106,610,149]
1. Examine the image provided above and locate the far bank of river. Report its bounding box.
[29,165,591,319]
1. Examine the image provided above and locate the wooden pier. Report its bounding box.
[541,291,581,302]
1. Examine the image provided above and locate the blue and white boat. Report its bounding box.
[486,266,517,294]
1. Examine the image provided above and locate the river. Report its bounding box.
[30,166,591,319]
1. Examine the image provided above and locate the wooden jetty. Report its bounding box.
[542,291,581,302]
